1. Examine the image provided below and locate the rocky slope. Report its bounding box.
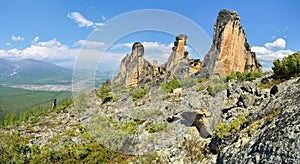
[3,74,299,163]
[200,10,262,78]
[1,9,299,163]
[215,77,300,163]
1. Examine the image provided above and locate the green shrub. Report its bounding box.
[257,79,284,89]
[207,85,213,94]
[197,85,206,91]
[136,152,161,163]
[121,121,138,134]
[131,86,147,101]
[179,77,197,88]
[132,107,162,120]
[225,71,263,82]
[97,81,114,103]
[74,91,88,113]
[207,83,227,96]
[146,121,168,133]
[272,51,300,78]
[214,114,246,138]
[183,139,210,162]
[161,76,180,93]
[56,97,74,111]
[197,78,208,83]
[0,133,28,163]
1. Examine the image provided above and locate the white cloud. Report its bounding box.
[74,40,106,48]
[0,37,112,69]
[67,12,94,27]
[12,35,24,41]
[252,38,294,71]
[251,46,272,55]
[31,36,40,44]
[67,12,105,30]
[0,37,77,63]
[6,43,11,46]
[264,38,286,49]
[101,14,106,21]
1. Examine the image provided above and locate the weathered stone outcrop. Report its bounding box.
[165,34,189,72]
[115,35,202,86]
[189,59,202,74]
[153,59,165,77]
[200,10,262,78]
[163,34,202,79]
[114,42,153,87]
[215,77,300,163]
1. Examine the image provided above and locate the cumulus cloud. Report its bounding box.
[252,38,294,71]
[0,36,77,64]
[67,12,105,30]
[31,36,40,44]
[12,35,24,41]
[264,38,286,49]
[0,37,114,69]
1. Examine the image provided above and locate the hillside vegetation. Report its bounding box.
[272,51,300,78]
[0,86,71,119]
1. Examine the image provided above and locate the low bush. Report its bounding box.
[225,71,263,82]
[131,86,147,101]
[146,121,168,133]
[120,121,139,134]
[272,51,300,78]
[74,91,88,113]
[179,77,197,89]
[197,85,206,91]
[132,107,162,120]
[197,78,208,83]
[183,139,210,162]
[257,79,284,89]
[161,76,180,93]
[207,83,227,96]
[214,114,246,138]
[97,80,114,103]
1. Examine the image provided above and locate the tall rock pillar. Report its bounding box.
[200,10,262,78]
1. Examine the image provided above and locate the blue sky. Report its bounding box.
[0,0,299,71]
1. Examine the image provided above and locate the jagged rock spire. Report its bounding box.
[114,42,153,87]
[199,9,262,78]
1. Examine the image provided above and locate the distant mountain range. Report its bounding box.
[0,58,72,85]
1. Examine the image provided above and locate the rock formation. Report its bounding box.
[200,9,262,78]
[114,42,153,87]
[115,35,202,87]
[189,59,202,74]
[165,34,189,73]
[163,34,202,79]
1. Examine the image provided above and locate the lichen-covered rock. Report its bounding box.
[215,77,300,163]
[200,10,262,78]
